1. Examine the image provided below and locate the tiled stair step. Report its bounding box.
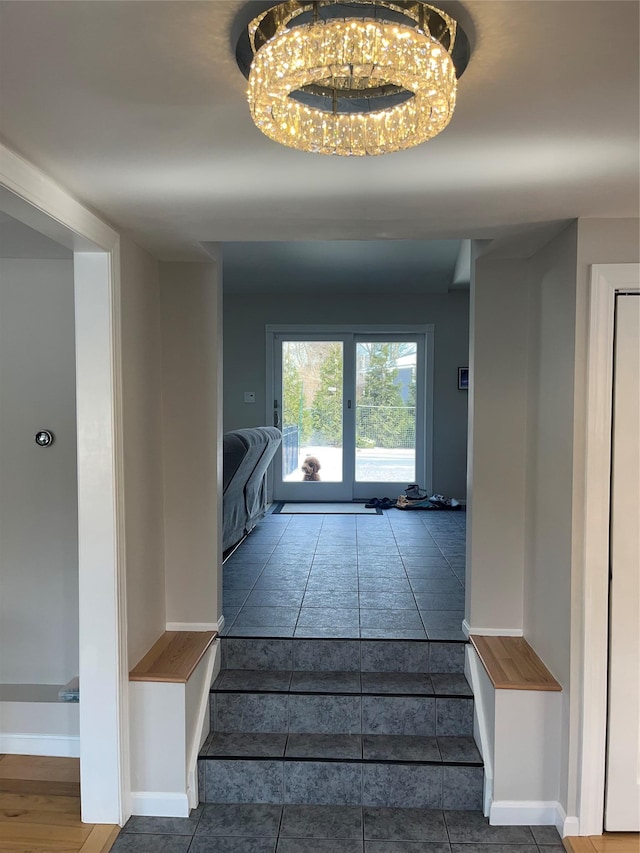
[213,669,472,696]
[200,733,482,765]
[197,752,483,809]
[221,637,466,674]
[211,684,474,738]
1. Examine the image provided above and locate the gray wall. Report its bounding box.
[0,258,78,684]
[223,291,469,498]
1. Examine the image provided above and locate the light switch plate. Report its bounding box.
[244,391,256,403]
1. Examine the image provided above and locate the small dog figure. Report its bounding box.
[301,456,321,481]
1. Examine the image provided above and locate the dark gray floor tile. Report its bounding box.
[444,811,535,843]
[359,592,418,610]
[110,835,191,852]
[306,576,360,591]
[284,761,363,805]
[362,765,442,808]
[205,733,287,758]
[361,641,430,673]
[291,670,361,693]
[430,674,472,696]
[361,672,433,695]
[365,843,451,853]
[403,559,451,572]
[360,629,428,640]
[293,639,360,671]
[285,733,362,760]
[358,577,413,594]
[414,593,465,611]
[535,846,565,853]
[450,847,537,853]
[442,767,483,809]
[303,590,361,609]
[122,808,202,835]
[362,734,440,762]
[407,578,463,594]
[289,694,361,733]
[277,839,363,853]
[196,803,282,836]
[420,612,464,630]
[425,627,467,642]
[428,644,465,674]
[223,639,293,670]
[297,608,360,629]
[252,576,309,591]
[189,837,277,852]
[436,698,474,736]
[233,607,300,628]
[436,736,482,763]
[363,806,447,841]
[280,804,363,839]
[530,827,562,845]
[224,590,253,608]
[228,626,296,638]
[362,696,435,736]
[214,694,288,733]
[295,626,362,638]
[245,590,305,608]
[204,760,283,804]
[216,670,292,692]
[360,610,425,630]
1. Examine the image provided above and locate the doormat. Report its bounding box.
[272,502,382,515]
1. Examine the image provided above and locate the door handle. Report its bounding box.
[274,399,280,428]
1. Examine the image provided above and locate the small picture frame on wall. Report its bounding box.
[458,367,469,390]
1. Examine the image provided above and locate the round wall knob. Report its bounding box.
[35,430,54,447]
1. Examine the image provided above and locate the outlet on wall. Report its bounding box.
[243,391,256,404]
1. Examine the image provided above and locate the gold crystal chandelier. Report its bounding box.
[236,1,469,156]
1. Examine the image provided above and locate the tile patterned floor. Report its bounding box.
[222,508,467,640]
[112,804,566,852]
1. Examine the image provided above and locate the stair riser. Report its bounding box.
[199,759,482,809]
[221,638,464,674]
[212,693,474,737]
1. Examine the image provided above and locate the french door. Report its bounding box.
[268,327,432,502]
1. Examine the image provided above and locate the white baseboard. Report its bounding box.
[490,800,560,826]
[130,791,190,818]
[0,733,80,757]
[463,621,524,637]
[165,622,221,633]
[558,805,580,838]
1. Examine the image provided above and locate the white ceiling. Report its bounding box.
[0,0,638,269]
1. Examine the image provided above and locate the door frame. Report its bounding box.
[266,324,434,501]
[1,144,129,825]
[578,263,640,835]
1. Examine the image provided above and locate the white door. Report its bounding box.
[605,293,640,831]
[269,330,429,502]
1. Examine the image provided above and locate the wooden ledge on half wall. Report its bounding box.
[129,630,217,684]
[470,634,562,692]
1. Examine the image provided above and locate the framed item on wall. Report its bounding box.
[458,367,469,390]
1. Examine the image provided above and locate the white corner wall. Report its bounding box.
[466,258,529,634]
[0,258,78,686]
[120,236,166,669]
[160,261,223,630]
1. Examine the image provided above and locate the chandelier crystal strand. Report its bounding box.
[247,9,458,156]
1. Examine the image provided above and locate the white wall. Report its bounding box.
[120,236,166,669]
[466,259,530,633]
[161,261,223,629]
[0,258,78,685]
[223,291,469,498]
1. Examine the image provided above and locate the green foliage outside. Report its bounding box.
[282,350,311,443]
[310,344,343,445]
[357,343,415,448]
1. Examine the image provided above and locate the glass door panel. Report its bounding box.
[355,341,417,485]
[281,340,344,483]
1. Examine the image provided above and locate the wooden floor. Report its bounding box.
[565,834,640,853]
[0,755,119,853]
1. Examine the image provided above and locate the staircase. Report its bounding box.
[198,637,483,810]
